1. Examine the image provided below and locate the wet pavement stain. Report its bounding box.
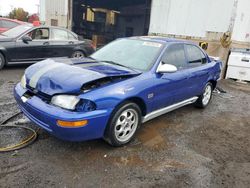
[137,119,170,150]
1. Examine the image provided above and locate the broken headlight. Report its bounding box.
[51,95,96,112]
[75,99,96,112]
[20,75,26,89]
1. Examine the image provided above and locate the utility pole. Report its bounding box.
[228,0,239,33]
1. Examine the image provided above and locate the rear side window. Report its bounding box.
[185,45,207,65]
[162,44,187,69]
[68,32,77,40]
[0,20,19,28]
[51,28,76,40]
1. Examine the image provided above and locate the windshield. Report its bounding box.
[2,25,32,38]
[90,38,163,71]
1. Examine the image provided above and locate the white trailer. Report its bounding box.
[149,0,250,43]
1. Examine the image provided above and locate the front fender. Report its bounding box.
[78,74,153,113]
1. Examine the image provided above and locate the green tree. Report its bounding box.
[8,8,29,22]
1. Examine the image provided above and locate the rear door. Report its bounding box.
[14,28,51,61]
[49,28,78,58]
[152,43,190,111]
[184,44,211,96]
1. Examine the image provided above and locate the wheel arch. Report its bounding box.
[0,50,7,67]
[208,79,217,90]
[72,48,87,57]
[114,97,147,117]
[0,50,7,60]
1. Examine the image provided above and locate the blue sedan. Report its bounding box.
[14,37,222,146]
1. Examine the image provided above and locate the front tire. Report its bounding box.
[0,53,5,70]
[104,102,142,147]
[195,83,213,108]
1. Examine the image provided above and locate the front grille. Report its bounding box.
[26,85,51,103]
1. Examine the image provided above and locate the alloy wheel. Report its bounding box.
[114,109,139,142]
[72,51,84,58]
[202,84,212,106]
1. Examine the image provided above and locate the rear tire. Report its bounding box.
[104,102,142,147]
[71,51,85,58]
[0,53,5,70]
[195,83,213,108]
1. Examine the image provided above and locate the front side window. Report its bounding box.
[90,39,163,71]
[162,44,187,69]
[27,28,49,40]
[185,45,207,65]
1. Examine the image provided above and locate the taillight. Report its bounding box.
[90,42,96,50]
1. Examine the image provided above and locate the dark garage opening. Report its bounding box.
[72,0,152,47]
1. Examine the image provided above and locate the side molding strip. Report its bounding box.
[142,96,198,123]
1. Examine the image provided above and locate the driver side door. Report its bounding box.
[13,28,50,62]
[152,44,190,111]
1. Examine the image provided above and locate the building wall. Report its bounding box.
[149,0,234,38]
[232,0,250,42]
[39,0,69,28]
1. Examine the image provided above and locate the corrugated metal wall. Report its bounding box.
[149,0,234,38]
[232,0,250,42]
[40,0,68,28]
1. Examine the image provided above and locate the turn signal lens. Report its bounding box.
[57,120,88,128]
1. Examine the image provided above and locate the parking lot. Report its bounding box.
[0,65,249,188]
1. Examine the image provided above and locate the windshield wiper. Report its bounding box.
[101,60,136,71]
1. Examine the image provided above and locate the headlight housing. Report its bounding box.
[51,95,97,112]
[75,99,96,112]
[51,95,80,110]
[20,75,26,89]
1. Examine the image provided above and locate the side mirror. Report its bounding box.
[156,62,177,73]
[22,36,32,43]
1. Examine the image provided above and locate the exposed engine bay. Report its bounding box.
[81,75,135,93]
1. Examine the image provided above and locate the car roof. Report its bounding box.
[33,25,70,30]
[0,17,26,24]
[129,36,194,45]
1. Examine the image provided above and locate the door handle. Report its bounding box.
[68,41,74,44]
[43,42,49,45]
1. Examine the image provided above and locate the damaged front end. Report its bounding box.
[81,75,135,93]
[19,59,141,113]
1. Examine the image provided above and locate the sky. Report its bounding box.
[0,0,39,16]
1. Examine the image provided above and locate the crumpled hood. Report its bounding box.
[24,58,140,95]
